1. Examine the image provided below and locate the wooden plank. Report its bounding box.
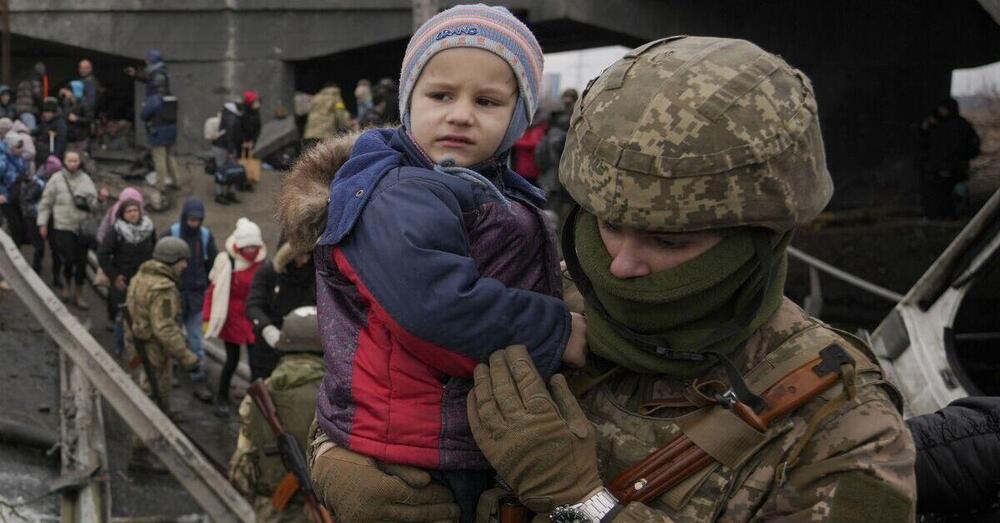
[0,229,254,523]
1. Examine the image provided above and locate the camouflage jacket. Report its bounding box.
[303,86,352,140]
[581,298,916,523]
[230,353,324,522]
[124,259,198,368]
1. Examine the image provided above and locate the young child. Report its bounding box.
[310,4,586,520]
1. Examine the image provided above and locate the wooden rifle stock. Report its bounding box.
[248,379,335,523]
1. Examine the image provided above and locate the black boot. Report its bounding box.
[213,395,232,418]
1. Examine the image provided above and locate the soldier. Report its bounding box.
[229,306,325,523]
[465,37,917,522]
[124,236,200,471]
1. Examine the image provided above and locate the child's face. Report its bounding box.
[409,48,517,167]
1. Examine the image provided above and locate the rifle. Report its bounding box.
[247,379,334,523]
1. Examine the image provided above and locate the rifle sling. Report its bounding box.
[609,336,877,506]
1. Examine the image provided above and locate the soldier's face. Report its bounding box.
[409,47,518,167]
[173,259,188,275]
[598,221,723,278]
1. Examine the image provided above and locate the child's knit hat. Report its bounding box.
[399,4,544,157]
[231,217,263,249]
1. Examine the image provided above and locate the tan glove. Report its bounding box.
[467,346,602,514]
[311,445,460,523]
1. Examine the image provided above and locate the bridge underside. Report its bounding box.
[6,0,999,210]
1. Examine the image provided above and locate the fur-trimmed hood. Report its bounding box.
[276,132,361,256]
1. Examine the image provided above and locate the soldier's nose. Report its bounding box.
[609,249,651,279]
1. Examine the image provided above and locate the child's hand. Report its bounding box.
[562,312,587,368]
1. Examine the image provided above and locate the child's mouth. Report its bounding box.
[437,135,475,148]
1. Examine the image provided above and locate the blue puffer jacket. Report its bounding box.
[0,143,25,199]
[314,128,570,470]
[140,93,178,146]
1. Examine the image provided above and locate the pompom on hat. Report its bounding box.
[231,217,263,249]
[399,4,544,156]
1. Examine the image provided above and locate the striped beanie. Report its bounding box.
[399,4,544,156]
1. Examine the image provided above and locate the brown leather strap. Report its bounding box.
[608,344,855,505]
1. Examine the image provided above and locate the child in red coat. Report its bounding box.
[203,217,265,415]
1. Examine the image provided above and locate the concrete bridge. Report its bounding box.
[7,0,1000,208]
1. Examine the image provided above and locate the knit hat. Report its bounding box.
[42,155,62,177]
[3,130,22,150]
[243,90,259,106]
[42,97,58,113]
[399,4,544,157]
[146,49,163,64]
[231,217,263,248]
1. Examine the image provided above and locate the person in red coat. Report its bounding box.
[511,110,549,186]
[202,217,265,416]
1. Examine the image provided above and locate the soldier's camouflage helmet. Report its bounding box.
[559,36,833,233]
[275,306,322,353]
[152,237,191,264]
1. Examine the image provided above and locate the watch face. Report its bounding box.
[550,508,591,523]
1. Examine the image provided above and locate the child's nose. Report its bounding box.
[445,100,475,125]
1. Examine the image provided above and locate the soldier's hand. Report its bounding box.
[467,345,602,514]
[311,445,460,523]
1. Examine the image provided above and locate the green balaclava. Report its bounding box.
[569,210,790,380]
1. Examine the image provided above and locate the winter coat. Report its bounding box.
[245,242,317,338]
[125,259,199,369]
[62,97,92,143]
[0,85,16,120]
[511,120,548,183]
[17,172,45,218]
[79,74,102,115]
[0,144,25,200]
[140,93,178,146]
[240,107,262,146]
[36,169,97,231]
[135,62,170,98]
[303,86,352,140]
[164,199,218,292]
[908,396,1000,516]
[283,128,569,470]
[202,237,264,346]
[35,114,67,161]
[98,215,156,317]
[212,102,243,155]
[14,77,42,116]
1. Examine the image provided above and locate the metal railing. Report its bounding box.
[787,245,905,318]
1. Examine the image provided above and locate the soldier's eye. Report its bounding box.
[599,220,620,233]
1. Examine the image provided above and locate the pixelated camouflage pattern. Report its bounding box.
[230,353,324,523]
[574,298,916,522]
[124,259,199,414]
[559,36,833,233]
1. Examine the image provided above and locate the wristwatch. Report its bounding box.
[549,488,622,523]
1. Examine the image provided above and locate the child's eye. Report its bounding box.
[477,97,501,107]
[429,92,452,101]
